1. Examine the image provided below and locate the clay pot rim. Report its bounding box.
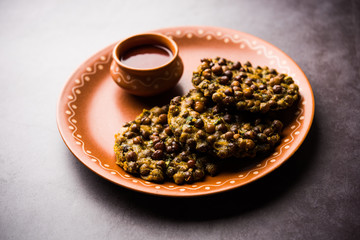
[112,32,179,72]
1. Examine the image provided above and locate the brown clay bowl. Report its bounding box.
[110,33,183,96]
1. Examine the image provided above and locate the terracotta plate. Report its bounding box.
[57,26,314,197]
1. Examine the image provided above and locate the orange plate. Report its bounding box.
[57,26,314,197]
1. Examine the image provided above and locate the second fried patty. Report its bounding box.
[192,57,299,113]
[168,89,283,159]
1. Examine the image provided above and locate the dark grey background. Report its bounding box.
[1,0,359,239]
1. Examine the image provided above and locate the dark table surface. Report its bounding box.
[1,0,359,239]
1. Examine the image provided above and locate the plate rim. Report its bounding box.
[56,25,315,197]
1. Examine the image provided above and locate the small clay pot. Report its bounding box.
[110,33,183,96]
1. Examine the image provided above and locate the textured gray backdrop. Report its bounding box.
[0,0,359,239]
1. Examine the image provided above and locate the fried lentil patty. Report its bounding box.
[114,105,218,184]
[168,89,283,159]
[192,57,299,113]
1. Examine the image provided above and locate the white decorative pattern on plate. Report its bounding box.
[165,29,294,80]
[66,54,114,171]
